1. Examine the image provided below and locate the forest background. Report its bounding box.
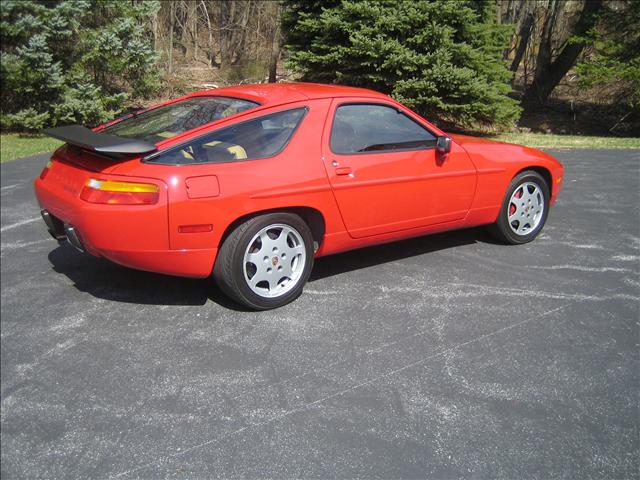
[1,0,638,148]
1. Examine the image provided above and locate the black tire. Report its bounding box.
[213,213,314,310]
[488,170,550,245]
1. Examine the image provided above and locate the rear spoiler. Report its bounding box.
[42,125,157,157]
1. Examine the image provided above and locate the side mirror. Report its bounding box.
[436,136,452,154]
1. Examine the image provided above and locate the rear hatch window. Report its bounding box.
[101,96,260,144]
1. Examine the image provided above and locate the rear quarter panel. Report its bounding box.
[109,98,345,254]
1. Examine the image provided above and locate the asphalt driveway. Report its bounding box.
[1,149,638,479]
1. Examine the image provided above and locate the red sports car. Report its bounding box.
[35,83,564,309]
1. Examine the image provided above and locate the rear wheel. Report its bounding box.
[488,170,550,244]
[213,213,314,310]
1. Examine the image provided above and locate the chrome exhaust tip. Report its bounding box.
[63,223,84,252]
[41,209,66,241]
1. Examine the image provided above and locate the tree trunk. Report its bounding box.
[191,1,198,62]
[179,0,197,61]
[218,1,232,68]
[152,8,159,53]
[200,0,216,67]
[534,0,560,80]
[523,0,603,107]
[268,4,281,83]
[502,0,525,59]
[168,1,175,74]
[510,11,534,72]
[231,2,251,66]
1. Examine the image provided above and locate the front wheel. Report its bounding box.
[488,170,550,244]
[213,213,314,310]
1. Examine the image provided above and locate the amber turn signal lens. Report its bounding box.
[80,179,159,205]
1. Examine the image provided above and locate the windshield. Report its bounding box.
[102,96,259,143]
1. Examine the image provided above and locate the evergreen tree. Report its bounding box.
[575,1,639,113]
[0,0,159,131]
[283,0,521,128]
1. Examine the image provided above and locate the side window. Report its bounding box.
[330,104,436,154]
[148,108,307,165]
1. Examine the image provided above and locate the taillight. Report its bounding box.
[80,179,159,205]
[39,160,53,180]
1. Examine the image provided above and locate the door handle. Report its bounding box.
[335,167,352,176]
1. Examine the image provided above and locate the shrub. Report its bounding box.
[283,0,521,128]
[0,0,160,132]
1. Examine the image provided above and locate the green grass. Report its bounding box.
[489,133,640,149]
[1,134,63,163]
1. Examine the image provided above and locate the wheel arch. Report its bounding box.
[218,206,326,254]
[514,166,552,192]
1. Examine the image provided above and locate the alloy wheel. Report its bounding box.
[242,223,307,298]
[507,182,545,235]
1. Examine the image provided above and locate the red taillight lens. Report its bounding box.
[80,179,159,205]
[39,160,53,180]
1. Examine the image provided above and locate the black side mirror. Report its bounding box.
[436,136,452,154]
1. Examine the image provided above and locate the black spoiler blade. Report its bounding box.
[42,125,157,156]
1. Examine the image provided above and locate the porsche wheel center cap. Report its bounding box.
[272,256,279,266]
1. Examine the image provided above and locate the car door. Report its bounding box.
[322,99,477,238]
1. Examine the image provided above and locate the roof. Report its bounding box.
[189,82,390,105]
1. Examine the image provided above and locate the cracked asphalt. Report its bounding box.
[1,149,639,479]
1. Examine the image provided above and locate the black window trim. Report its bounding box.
[142,106,309,166]
[329,101,438,156]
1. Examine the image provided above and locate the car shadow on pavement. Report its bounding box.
[47,226,497,309]
[47,243,247,310]
[310,226,498,282]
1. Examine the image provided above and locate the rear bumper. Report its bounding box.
[35,177,217,278]
[98,246,217,278]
